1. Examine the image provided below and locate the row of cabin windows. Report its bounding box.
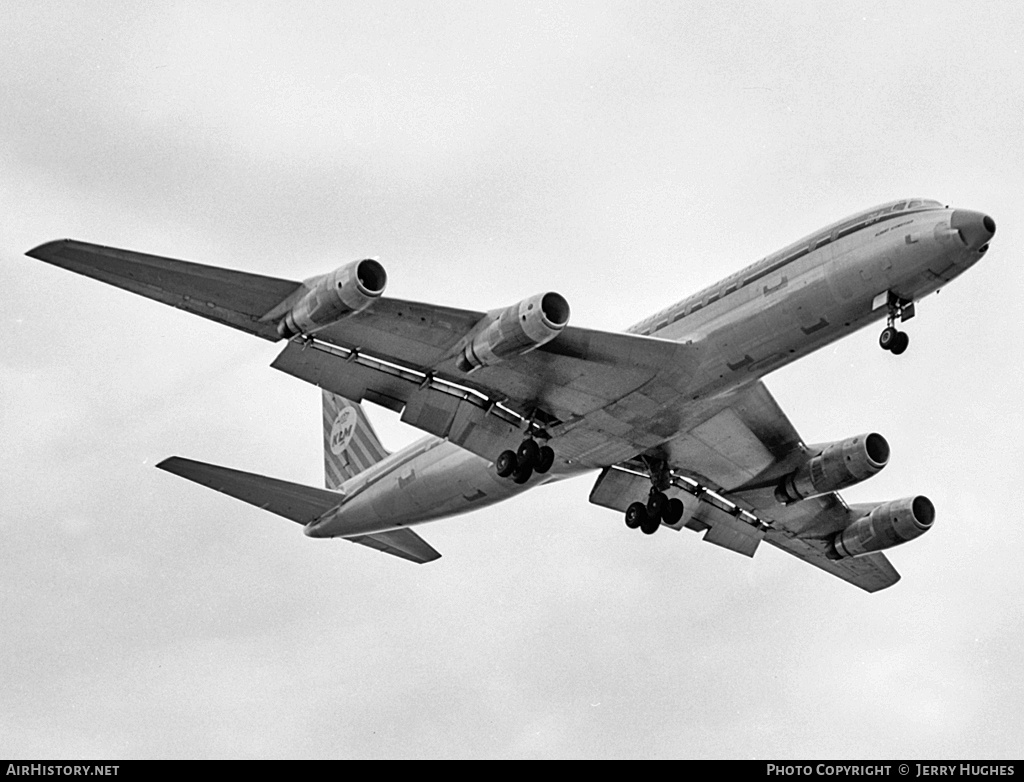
[634,200,943,336]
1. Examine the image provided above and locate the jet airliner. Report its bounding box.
[26,198,995,590]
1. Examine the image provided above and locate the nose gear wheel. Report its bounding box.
[879,294,913,355]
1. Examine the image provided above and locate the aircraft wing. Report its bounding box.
[26,239,301,340]
[25,240,689,430]
[156,457,440,564]
[587,381,902,592]
[761,530,899,592]
[308,308,695,426]
[25,238,696,448]
[677,382,902,593]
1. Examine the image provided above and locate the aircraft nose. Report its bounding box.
[951,209,996,252]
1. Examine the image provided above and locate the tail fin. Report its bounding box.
[322,391,390,489]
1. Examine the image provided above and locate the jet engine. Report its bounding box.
[276,259,387,338]
[827,496,935,559]
[775,433,890,504]
[456,292,570,372]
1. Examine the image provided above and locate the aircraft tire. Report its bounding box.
[647,490,667,520]
[535,446,555,474]
[639,513,660,535]
[890,331,910,355]
[879,327,898,351]
[517,439,540,470]
[495,450,518,478]
[512,464,533,484]
[663,497,685,526]
[625,502,647,529]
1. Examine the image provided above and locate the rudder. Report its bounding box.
[322,391,390,489]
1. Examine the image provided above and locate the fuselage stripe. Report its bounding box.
[627,203,944,337]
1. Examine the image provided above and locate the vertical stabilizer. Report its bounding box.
[322,391,390,489]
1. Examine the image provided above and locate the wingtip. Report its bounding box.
[25,238,74,261]
[155,456,186,473]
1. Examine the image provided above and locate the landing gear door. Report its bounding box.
[588,467,648,513]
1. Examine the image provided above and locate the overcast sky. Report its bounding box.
[3,0,1023,759]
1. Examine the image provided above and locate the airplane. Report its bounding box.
[26,198,995,591]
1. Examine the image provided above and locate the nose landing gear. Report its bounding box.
[879,326,909,355]
[879,292,913,355]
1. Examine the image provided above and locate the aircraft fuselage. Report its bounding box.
[630,200,982,393]
[308,199,990,539]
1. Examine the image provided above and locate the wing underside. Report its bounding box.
[27,239,300,340]
[586,379,903,592]
[762,530,899,592]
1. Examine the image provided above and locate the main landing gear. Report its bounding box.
[624,459,684,535]
[625,490,685,535]
[879,293,913,355]
[495,437,555,484]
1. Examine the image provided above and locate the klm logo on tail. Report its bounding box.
[322,391,390,489]
[329,407,358,455]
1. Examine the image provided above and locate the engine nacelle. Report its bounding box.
[456,292,570,372]
[775,433,890,504]
[827,496,935,559]
[276,259,387,338]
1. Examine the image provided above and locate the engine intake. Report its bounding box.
[775,433,889,504]
[276,259,387,338]
[828,495,935,559]
[456,292,570,372]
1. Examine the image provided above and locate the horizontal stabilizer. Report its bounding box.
[156,456,441,564]
[27,240,300,340]
[157,456,343,524]
[346,529,442,564]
